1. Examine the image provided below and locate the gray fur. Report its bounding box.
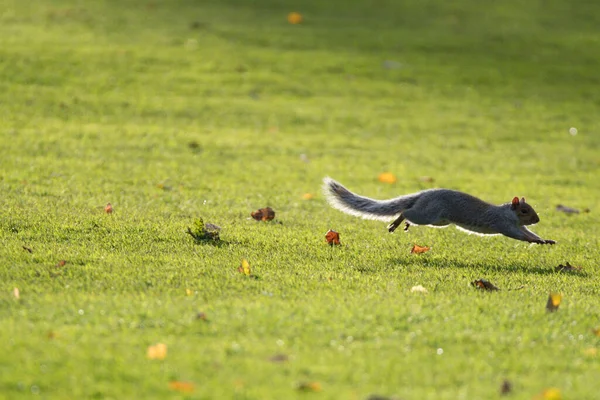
[322,177,555,244]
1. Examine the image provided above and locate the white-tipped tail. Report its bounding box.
[322,177,414,221]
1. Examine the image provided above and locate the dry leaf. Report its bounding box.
[535,388,562,400]
[410,285,428,294]
[268,354,289,363]
[147,343,167,360]
[287,12,303,24]
[12,287,20,299]
[419,176,435,183]
[22,246,33,253]
[47,331,57,339]
[169,381,195,393]
[238,259,251,276]
[471,279,500,291]
[297,382,321,392]
[251,207,275,221]
[378,172,397,184]
[500,379,512,395]
[56,260,67,268]
[196,312,207,321]
[104,203,113,214]
[555,262,582,273]
[302,193,314,200]
[325,229,341,245]
[546,293,562,312]
[592,327,600,337]
[410,244,430,254]
[186,288,193,296]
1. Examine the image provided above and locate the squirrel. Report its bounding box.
[322,177,556,245]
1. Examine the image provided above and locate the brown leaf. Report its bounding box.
[268,354,289,363]
[22,246,33,253]
[555,262,582,273]
[251,207,275,221]
[104,202,113,214]
[56,260,67,268]
[546,293,562,313]
[410,244,430,254]
[168,381,195,393]
[196,312,208,321]
[500,379,512,395]
[471,279,500,291]
[325,229,341,245]
[592,327,600,337]
[297,382,321,392]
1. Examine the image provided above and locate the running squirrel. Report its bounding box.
[322,177,556,244]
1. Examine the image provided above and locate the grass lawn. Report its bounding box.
[1,0,600,398]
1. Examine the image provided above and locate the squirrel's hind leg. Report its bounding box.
[387,214,405,233]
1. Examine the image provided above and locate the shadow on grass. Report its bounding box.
[387,256,590,277]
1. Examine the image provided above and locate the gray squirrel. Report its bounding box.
[323,177,556,244]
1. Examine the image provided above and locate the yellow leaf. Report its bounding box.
[378,172,397,184]
[186,288,193,296]
[287,12,303,24]
[538,388,561,400]
[302,193,314,200]
[169,381,195,393]
[592,327,600,337]
[12,287,20,299]
[546,293,562,312]
[583,347,597,357]
[238,259,251,276]
[147,343,167,360]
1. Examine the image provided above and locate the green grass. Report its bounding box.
[1,0,600,398]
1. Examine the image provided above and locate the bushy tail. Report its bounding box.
[322,177,418,221]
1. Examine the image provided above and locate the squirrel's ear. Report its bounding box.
[520,197,526,203]
[511,197,519,209]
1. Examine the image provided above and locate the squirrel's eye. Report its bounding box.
[521,209,528,214]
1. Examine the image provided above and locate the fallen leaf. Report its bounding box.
[325,229,341,245]
[500,379,512,395]
[22,246,33,253]
[251,207,275,221]
[410,244,430,254]
[186,288,193,296]
[196,312,207,321]
[535,388,562,400]
[302,193,314,200]
[378,172,397,184]
[238,259,251,276]
[555,204,580,214]
[297,382,321,392]
[268,354,289,363]
[471,279,500,291]
[419,176,435,183]
[147,343,167,360]
[546,293,562,313]
[12,287,20,299]
[56,260,67,268]
[592,327,600,337]
[287,12,303,24]
[583,348,597,357]
[47,331,57,339]
[104,203,113,214]
[169,381,195,393]
[555,262,582,273]
[410,285,428,294]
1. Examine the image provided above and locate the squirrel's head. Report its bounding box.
[511,196,540,225]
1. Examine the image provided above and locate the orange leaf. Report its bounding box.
[546,293,562,312]
[238,259,251,276]
[56,260,67,268]
[147,343,167,360]
[325,229,341,245]
[410,244,430,254]
[169,381,195,393]
[378,172,397,184]
[302,193,314,200]
[251,207,275,221]
[287,12,303,24]
[297,382,321,392]
[104,203,113,214]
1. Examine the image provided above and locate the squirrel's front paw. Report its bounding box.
[543,239,556,245]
